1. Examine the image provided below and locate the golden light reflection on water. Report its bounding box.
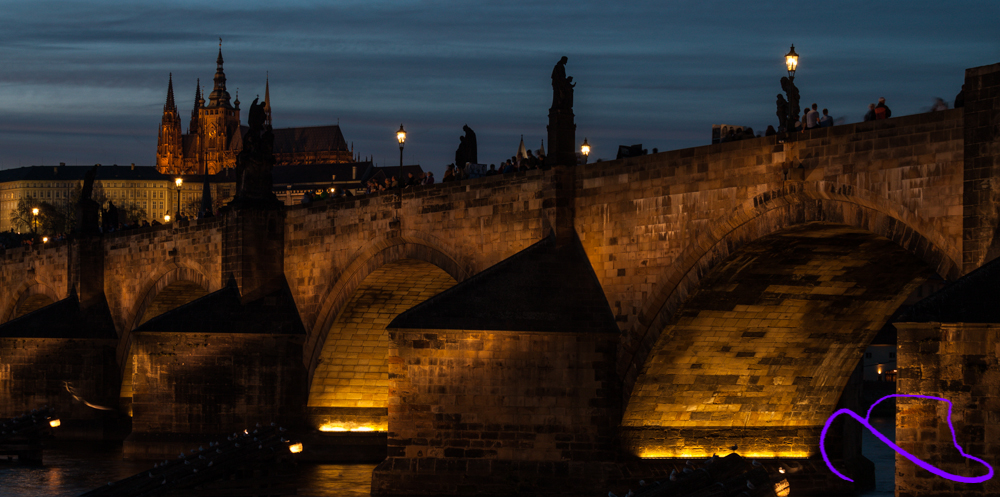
[297,463,376,497]
[0,445,376,497]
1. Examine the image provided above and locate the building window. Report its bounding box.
[889,352,895,358]
[865,352,872,358]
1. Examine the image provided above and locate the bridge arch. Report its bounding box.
[4,279,61,322]
[305,237,465,432]
[305,236,469,373]
[117,263,213,362]
[619,183,958,458]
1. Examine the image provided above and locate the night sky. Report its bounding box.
[0,1,996,177]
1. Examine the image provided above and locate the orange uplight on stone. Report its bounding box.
[639,449,810,459]
[318,422,384,433]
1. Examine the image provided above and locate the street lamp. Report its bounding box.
[396,124,406,188]
[164,214,171,223]
[785,44,799,79]
[32,207,38,233]
[581,138,590,164]
[174,178,183,220]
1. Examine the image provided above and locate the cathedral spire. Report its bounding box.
[164,73,176,112]
[207,38,232,109]
[190,78,202,134]
[263,72,272,126]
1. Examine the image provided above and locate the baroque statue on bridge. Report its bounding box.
[551,56,575,112]
[76,164,100,236]
[455,124,478,167]
[547,56,577,167]
[780,76,800,132]
[776,94,789,133]
[231,97,279,208]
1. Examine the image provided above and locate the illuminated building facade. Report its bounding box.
[0,164,235,231]
[156,44,353,176]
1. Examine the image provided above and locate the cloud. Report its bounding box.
[0,0,997,171]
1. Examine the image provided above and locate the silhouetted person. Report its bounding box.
[875,97,891,119]
[864,103,876,122]
[776,94,789,132]
[765,125,777,136]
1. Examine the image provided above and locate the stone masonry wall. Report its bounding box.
[572,110,965,403]
[0,338,119,439]
[0,242,70,322]
[895,322,1000,497]
[307,259,456,431]
[126,332,307,459]
[373,329,619,496]
[284,170,557,374]
[621,224,929,459]
[103,219,224,337]
[962,62,1000,272]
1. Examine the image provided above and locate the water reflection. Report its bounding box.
[0,443,375,496]
[298,463,376,497]
[859,417,895,497]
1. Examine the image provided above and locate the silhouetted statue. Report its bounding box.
[455,124,478,167]
[551,56,575,111]
[231,98,278,208]
[547,56,577,167]
[102,201,119,232]
[781,76,800,131]
[76,164,100,236]
[776,94,789,133]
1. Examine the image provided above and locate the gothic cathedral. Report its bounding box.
[157,42,353,175]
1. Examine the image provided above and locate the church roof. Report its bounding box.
[0,290,117,339]
[271,162,374,186]
[134,276,305,335]
[389,231,618,334]
[271,125,349,154]
[0,164,168,182]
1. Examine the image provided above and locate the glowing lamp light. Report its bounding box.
[164,214,171,222]
[581,138,590,157]
[877,365,883,375]
[785,44,799,78]
[32,207,39,216]
[774,478,791,497]
[396,124,406,146]
[49,419,60,428]
[639,449,810,459]
[288,442,303,454]
[175,178,183,188]
[318,422,385,433]
[42,237,48,243]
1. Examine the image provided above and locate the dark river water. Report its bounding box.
[0,442,375,496]
[0,420,895,496]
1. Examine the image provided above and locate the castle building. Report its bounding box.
[156,43,353,175]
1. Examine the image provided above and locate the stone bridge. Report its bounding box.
[2,62,999,495]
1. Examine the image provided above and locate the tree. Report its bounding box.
[9,197,68,235]
[115,201,148,225]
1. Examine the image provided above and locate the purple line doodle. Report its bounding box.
[820,394,993,484]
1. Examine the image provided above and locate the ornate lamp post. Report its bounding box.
[174,178,183,220]
[780,45,801,133]
[164,214,171,223]
[580,138,590,164]
[396,124,406,187]
[785,44,799,79]
[31,207,38,234]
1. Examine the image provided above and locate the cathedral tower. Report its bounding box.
[197,39,242,175]
[156,74,183,173]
